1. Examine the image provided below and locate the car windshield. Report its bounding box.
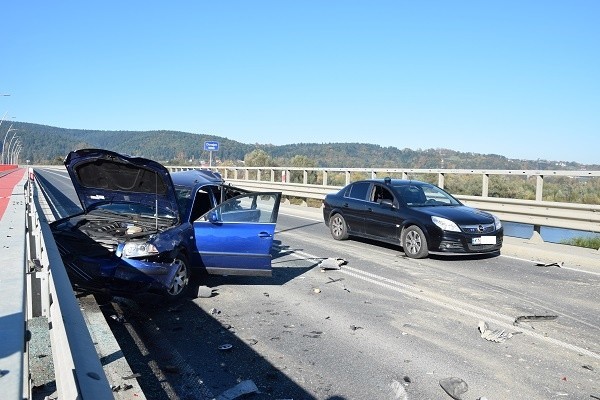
[394,184,461,207]
[94,202,178,219]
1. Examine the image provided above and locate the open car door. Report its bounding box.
[192,192,281,276]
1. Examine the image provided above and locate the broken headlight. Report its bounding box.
[122,241,159,258]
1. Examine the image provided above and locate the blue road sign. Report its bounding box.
[204,141,220,151]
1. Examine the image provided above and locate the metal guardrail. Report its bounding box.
[167,166,600,234]
[23,175,113,399]
[28,165,600,233]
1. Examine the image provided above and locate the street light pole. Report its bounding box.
[2,124,18,164]
[11,143,22,165]
[5,134,19,165]
[9,139,21,163]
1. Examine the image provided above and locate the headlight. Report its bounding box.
[493,214,502,230]
[431,216,461,232]
[123,241,159,258]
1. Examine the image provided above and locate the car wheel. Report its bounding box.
[402,226,429,259]
[330,213,349,240]
[167,255,190,300]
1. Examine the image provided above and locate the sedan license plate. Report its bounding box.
[472,236,496,245]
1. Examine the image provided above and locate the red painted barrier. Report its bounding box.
[0,164,18,172]
[0,168,25,220]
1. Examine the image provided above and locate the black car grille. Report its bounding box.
[460,223,496,234]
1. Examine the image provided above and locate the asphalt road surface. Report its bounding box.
[35,168,600,400]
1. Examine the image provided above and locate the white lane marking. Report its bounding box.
[285,248,600,361]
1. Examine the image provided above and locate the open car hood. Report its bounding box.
[64,149,180,220]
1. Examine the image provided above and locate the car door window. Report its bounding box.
[190,188,214,221]
[346,182,370,200]
[202,192,280,223]
[371,185,394,204]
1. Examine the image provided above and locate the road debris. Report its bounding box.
[535,261,563,268]
[582,365,594,371]
[216,379,259,400]
[313,288,321,294]
[109,314,125,323]
[218,344,233,351]
[514,315,558,325]
[350,325,363,331]
[111,383,134,392]
[478,321,520,343]
[196,285,213,298]
[210,308,221,315]
[122,373,141,380]
[439,377,468,399]
[319,257,347,271]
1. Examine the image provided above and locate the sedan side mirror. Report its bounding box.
[208,211,220,223]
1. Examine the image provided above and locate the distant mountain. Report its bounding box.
[3,121,597,170]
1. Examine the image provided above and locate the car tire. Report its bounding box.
[401,225,429,259]
[330,213,349,240]
[166,255,190,300]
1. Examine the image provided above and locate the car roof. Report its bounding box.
[171,169,223,187]
[353,179,431,186]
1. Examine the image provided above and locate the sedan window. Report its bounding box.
[371,185,395,204]
[346,182,371,200]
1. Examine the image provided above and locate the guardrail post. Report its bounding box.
[536,175,544,202]
[257,169,262,181]
[402,171,408,180]
[322,170,328,186]
[371,170,377,179]
[438,173,445,189]
[345,171,351,185]
[303,170,308,185]
[482,174,489,197]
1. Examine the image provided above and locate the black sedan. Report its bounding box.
[322,178,503,258]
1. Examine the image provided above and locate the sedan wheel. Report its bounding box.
[402,226,429,259]
[167,256,190,299]
[330,213,349,240]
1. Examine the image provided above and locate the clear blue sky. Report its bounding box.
[2,1,599,164]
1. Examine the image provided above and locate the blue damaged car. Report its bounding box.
[50,149,281,300]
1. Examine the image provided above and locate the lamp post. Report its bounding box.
[11,143,22,165]
[9,139,21,163]
[2,124,18,164]
[5,134,19,165]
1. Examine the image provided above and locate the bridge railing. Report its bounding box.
[24,175,113,399]
[167,166,600,234]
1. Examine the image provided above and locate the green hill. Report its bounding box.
[3,121,596,170]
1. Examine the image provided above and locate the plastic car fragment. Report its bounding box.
[439,377,468,399]
[319,257,347,271]
[477,321,520,343]
[535,261,563,267]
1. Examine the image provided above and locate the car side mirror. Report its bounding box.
[208,211,220,223]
